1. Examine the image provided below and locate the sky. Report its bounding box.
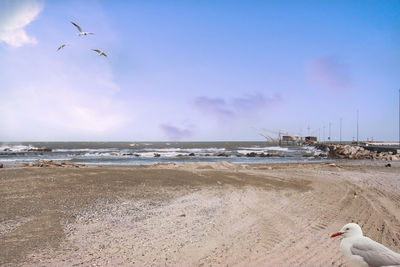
[0,0,399,141]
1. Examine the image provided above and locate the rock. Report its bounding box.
[385,163,391,167]
[20,160,85,168]
[188,153,195,156]
[28,147,52,152]
[154,153,161,157]
[0,163,3,168]
[217,153,229,157]
[324,143,397,161]
[246,152,258,157]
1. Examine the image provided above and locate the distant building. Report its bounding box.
[281,135,300,141]
[305,136,317,142]
[280,135,301,146]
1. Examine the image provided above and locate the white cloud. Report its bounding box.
[0,45,129,141]
[0,0,43,47]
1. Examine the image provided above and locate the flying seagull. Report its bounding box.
[71,21,94,36]
[57,44,66,51]
[92,49,107,57]
[331,223,400,267]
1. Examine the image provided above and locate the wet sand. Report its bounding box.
[1,161,400,266]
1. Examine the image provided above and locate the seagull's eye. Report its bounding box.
[346,228,350,230]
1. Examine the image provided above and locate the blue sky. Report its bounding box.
[0,0,399,141]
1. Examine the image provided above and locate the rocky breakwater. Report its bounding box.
[315,144,399,161]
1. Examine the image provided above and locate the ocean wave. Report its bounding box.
[76,150,227,158]
[0,158,72,162]
[53,148,118,153]
[141,147,226,153]
[237,146,289,152]
[0,144,38,152]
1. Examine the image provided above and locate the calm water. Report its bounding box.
[0,142,327,166]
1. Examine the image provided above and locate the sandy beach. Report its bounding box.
[1,161,400,266]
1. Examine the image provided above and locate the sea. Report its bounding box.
[0,142,327,166]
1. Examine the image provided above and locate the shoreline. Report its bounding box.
[1,161,400,266]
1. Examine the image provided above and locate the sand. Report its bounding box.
[0,161,400,266]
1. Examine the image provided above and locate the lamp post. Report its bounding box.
[357,110,359,145]
[340,117,342,144]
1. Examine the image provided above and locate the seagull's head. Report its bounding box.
[331,223,363,239]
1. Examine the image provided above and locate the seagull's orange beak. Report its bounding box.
[330,232,343,238]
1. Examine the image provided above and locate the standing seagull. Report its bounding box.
[92,49,107,57]
[331,223,400,267]
[57,44,66,51]
[71,21,94,36]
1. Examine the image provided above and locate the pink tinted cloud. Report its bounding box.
[233,93,282,112]
[306,56,352,90]
[160,124,193,140]
[194,93,283,121]
[194,96,235,119]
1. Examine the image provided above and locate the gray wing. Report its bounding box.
[92,49,101,53]
[71,21,82,32]
[57,44,66,51]
[350,237,400,267]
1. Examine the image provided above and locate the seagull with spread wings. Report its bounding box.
[92,49,107,57]
[71,21,94,36]
[57,44,66,51]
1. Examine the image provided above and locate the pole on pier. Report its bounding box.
[357,110,359,145]
[318,128,321,142]
[340,118,342,144]
[328,122,331,142]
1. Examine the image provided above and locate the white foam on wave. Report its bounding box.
[238,146,289,152]
[301,146,326,156]
[81,152,127,158]
[0,144,38,152]
[142,148,183,152]
[54,148,117,153]
[302,146,317,152]
[0,158,72,162]
[141,147,226,154]
[185,148,226,153]
[129,143,152,146]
